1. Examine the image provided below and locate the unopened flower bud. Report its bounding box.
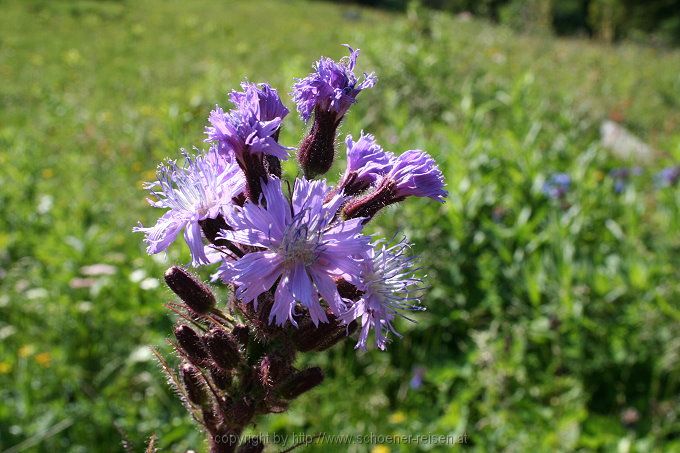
[277,367,324,399]
[165,266,216,314]
[174,324,209,366]
[204,328,241,371]
[181,363,209,406]
[201,405,222,434]
[210,366,231,390]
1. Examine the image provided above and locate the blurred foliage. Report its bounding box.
[0,0,679,452]
[343,0,680,45]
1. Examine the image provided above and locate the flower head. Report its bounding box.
[385,150,447,202]
[205,83,290,161]
[134,148,245,266]
[292,45,376,122]
[218,178,371,326]
[229,82,289,123]
[342,149,447,222]
[341,240,423,350]
[542,173,571,199]
[337,132,393,195]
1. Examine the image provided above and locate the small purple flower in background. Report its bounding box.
[343,149,447,222]
[492,205,507,223]
[340,240,423,350]
[134,148,244,266]
[410,366,427,390]
[609,167,642,193]
[335,132,393,196]
[292,45,376,123]
[655,166,680,188]
[542,173,571,200]
[218,178,371,326]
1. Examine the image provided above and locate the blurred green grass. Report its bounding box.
[0,0,679,451]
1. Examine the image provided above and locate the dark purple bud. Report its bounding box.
[277,367,324,399]
[210,366,231,390]
[174,324,210,366]
[237,438,264,453]
[204,328,241,371]
[231,324,250,348]
[181,362,208,406]
[201,405,222,435]
[298,107,339,179]
[165,266,216,314]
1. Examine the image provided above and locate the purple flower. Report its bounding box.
[205,84,290,161]
[341,240,423,350]
[292,45,376,122]
[542,173,571,199]
[336,132,393,196]
[655,166,680,188]
[384,150,447,202]
[217,178,371,326]
[609,167,641,193]
[229,82,289,123]
[342,150,447,222]
[410,366,426,390]
[134,148,245,266]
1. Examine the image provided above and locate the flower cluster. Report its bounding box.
[137,45,446,350]
[135,46,446,452]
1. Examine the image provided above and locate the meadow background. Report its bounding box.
[1,0,679,451]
